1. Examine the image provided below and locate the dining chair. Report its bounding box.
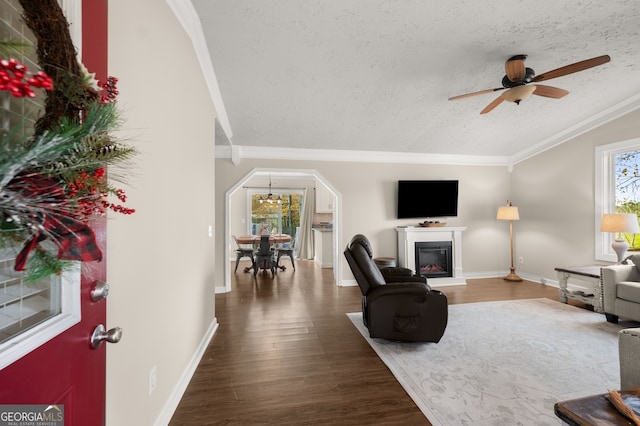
[233,235,255,273]
[276,242,295,271]
[254,235,276,277]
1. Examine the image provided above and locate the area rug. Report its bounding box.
[347,298,624,425]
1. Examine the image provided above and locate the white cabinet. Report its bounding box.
[313,229,333,268]
[315,183,333,213]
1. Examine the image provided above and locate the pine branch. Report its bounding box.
[0,40,30,58]
[23,247,73,283]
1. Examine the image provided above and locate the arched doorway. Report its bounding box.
[221,168,341,293]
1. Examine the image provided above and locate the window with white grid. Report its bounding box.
[0,0,64,347]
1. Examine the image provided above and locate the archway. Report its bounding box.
[221,168,341,293]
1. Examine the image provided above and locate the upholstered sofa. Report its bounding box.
[619,328,640,389]
[600,257,640,323]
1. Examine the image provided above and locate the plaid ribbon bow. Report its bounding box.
[8,173,103,271]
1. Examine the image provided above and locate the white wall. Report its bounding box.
[512,107,640,279]
[107,1,217,425]
[215,159,512,289]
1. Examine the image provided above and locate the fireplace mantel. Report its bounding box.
[396,226,467,286]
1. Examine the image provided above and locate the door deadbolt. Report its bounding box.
[91,280,110,302]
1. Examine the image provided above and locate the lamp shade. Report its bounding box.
[497,206,520,221]
[600,213,640,233]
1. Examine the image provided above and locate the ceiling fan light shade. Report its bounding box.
[500,85,536,104]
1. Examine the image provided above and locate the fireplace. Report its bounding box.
[396,226,466,286]
[415,241,453,278]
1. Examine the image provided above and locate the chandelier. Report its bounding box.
[259,175,282,204]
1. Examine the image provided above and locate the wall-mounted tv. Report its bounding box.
[397,180,459,219]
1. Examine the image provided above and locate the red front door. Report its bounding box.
[0,227,108,424]
[0,2,111,424]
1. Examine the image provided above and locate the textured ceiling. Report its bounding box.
[193,0,640,160]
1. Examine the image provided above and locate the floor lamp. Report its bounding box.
[600,213,640,263]
[497,201,522,282]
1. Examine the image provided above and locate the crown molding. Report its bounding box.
[215,145,510,166]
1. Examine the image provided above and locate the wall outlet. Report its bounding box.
[149,366,157,395]
[519,256,524,264]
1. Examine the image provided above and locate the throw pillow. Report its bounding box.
[624,254,640,271]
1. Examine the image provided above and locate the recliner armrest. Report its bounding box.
[367,282,435,303]
[384,274,427,284]
[381,267,413,276]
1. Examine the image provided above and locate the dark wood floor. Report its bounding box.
[169,260,580,425]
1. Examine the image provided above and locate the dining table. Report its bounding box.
[235,234,292,245]
[238,234,293,274]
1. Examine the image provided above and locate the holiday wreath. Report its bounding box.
[0,0,136,282]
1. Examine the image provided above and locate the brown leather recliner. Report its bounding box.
[344,234,448,343]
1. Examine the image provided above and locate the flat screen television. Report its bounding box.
[397,180,459,219]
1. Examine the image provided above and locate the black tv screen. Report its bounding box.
[397,180,459,219]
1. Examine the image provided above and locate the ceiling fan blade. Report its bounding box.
[532,84,569,99]
[505,54,527,82]
[480,96,504,114]
[449,87,504,101]
[532,55,610,82]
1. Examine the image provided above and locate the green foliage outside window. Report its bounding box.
[251,193,302,240]
[616,150,640,250]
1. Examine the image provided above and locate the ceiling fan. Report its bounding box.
[448,54,611,114]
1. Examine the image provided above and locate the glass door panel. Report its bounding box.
[0,249,62,343]
[249,191,303,245]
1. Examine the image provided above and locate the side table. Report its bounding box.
[555,266,605,313]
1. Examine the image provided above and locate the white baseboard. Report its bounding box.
[344,271,563,289]
[463,270,506,279]
[153,318,219,426]
[465,270,561,288]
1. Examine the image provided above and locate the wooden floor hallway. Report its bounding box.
[169,260,571,425]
